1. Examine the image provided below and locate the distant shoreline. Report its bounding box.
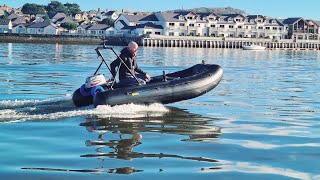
[2,33,320,50]
[0,33,128,46]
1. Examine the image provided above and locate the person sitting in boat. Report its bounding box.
[110,41,151,86]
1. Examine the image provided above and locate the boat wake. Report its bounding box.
[0,95,170,124]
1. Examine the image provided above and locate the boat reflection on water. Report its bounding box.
[22,107,222,175]
[78,107,222,174]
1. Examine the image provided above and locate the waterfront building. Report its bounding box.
[12,23,30,33]
[2,4,320,42]
[26,22,58,35]
[211,13,247,38]
[279,17,319,40]
[0,19,12,33]
[154,12,187,36]
[115,14,148,30]
[76,24,90,34]
[244,15,286,40]
[115,13,162,35]
[87,24,116,36]
[306,20,320,40]
[130,22,163,35]
[76,24,116,36]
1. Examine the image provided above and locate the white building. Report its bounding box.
[87,24,116,36]
[77,24,117,36]
[155,12,187,36]
[0,19,12,33]
[26,22,58,35]
[114,14,149,30]
[12,23,29,33]
[131,22,163,35]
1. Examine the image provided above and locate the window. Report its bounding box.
[169,32,174,36]
[179,23,185,26]
[238,26,242,29]
[273,27,277,30]
[211,24,215,27]
[189,24,194,27]
[229,25,234,28]
[169,23,175,26]
[258,27,263,29]
[266,27,270,30]
[198,24,201,27]
[155,32,161,35]
[179,32,185,36]
[245,26,249,29]
[187,17,192,20]
[146,31,152,34]
[220,25,225,28]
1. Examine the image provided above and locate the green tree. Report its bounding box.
[100,18,114,26]
[21,3,46,15]
[64,3,81,16]
[60,22,78,31]
[45,1,66,15]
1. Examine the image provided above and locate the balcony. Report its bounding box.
[293,29,308,33]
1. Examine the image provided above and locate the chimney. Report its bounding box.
[98,8,101,12]
[106,8,108,12]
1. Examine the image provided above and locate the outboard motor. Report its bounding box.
[85,74,107,88]
[80,74,107,97]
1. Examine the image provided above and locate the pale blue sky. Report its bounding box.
[2,0,320,20]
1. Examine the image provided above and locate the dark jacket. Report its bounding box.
[110,47,146,80]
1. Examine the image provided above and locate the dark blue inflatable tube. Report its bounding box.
[72,64,223,107]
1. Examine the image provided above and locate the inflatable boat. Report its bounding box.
[72,47,223,107]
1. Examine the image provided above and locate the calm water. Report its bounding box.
[0,43,319,180]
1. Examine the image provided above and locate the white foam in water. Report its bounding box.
[0,96,170,123]
[94,103,170,118]
[0,95,73,109]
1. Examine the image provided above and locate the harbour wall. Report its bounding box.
[2,33,320,50]
[141,35,320,50]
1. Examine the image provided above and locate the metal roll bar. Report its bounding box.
[93,46,141,89]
